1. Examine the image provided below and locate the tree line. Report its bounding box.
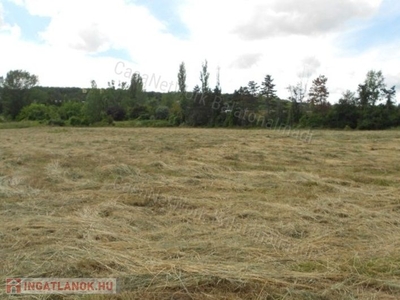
[0,62,399,129]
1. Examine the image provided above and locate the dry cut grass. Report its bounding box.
[0,127,400,299]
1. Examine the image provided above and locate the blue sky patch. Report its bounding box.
[133,0,189,39]
[338,0,400,54]
[3,1,50,42]
[90,48,131,61]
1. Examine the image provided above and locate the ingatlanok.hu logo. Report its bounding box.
[6,278,117,294]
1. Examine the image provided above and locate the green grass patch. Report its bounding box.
[115,120,174,127]
[0,120,43,129]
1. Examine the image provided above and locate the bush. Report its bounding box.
[68,116,82,126]
[91,117,115,127]
[137,114,150,120]
[80,118,90,126]
[106,105,126,121]
[17,103,51,121]
[155,105,169,120]
[299,114,326,128]
[48,119,65,126]
[59,102,84,120]
[127,105,149,119]
[105,115,115,125]
[137,120,172,127]
[344,125,353,131]
[168,114,181,126]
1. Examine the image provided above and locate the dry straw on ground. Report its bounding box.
[0,127,399,299]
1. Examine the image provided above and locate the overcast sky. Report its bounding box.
[1,0,399,101]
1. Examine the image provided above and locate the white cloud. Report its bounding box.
[230,53,263,69]
[234,0,382,39]
[0,2,4,28]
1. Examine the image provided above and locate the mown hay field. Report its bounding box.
[0,127,400,299]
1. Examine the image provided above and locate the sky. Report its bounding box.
[1,0,400,102]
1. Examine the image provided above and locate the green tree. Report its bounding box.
[211,67,223,126]
[382,86,396,108]
[169,101,183,125]
[185,84,212,126]
[327,90,358,128]
[382,86,397,127]
[261,75,276,99]
[178,62,187,94]
[59,101,84,120]
[128,73,145,105]
[261,75,276,116]
[27,87,49,104]
[123,73,146,118]
[288,82,307,104]
[247,81,259,97]
[308,75,329,112]
[357,83,370,109]
[1,70,39,119]
[286,83,305,126]
[200,60,210,94]
[17,103,50,121]
[231,86,259,127]
[161,93,176,108]
[184,61,214,126]
[364,70,386,106]
[341,90,357,105]
[155,105,169,120]
[82,80,105,124]
[177,62,188,123]
[214,66,222,95]
[193,85,201,94]
[3,70,38,89]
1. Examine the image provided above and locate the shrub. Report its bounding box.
[344,125,353,131]
[137,120,172,127]
[48,119,65,126]
[17,103,50,121]
[106,106,126,121]
[168,114,181,126]
[68,116,82,126]
[127,105,149,119]
[137,114,150,120]
[80,118,90,126]
[59,101,84,120]
[91,117,115,127]
[155,105,169,120]
[105,115,115,125]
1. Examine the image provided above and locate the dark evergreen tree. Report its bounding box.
[247,81,259,97]
[308,75,329,111]
[261,75,276,116]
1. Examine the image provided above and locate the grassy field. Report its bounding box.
[0,127,399,299]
